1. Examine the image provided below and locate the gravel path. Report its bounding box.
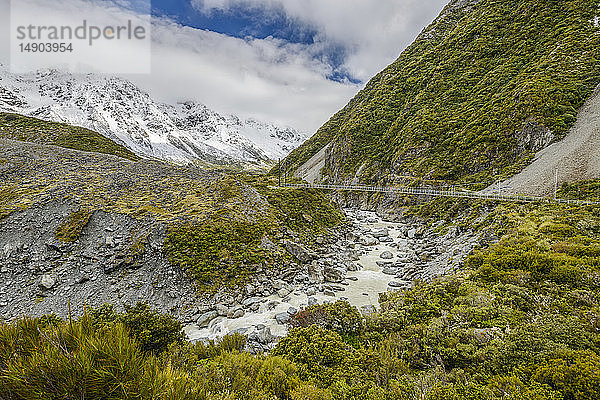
[497,85,600,196]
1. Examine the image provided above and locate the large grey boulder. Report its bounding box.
[380,251,394,259]
[284,241,314,263]
[229,307,245,319]
[359,236,378,246]
[242,297,262,307]
[216,304,229,316]
[197,311,218,327]
[275,312,290,324]
[39,275,56,290]
[257,327,275,345]
[371,228,389,238]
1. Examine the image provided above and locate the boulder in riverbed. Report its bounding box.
[275,312,290,324]
[323,265,345,283]
[371,228,389,238]
[197,311,218,327]
[359,235,378,246]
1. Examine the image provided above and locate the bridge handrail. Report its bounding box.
[280,183,599,206]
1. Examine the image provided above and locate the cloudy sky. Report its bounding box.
[0,0,449,132]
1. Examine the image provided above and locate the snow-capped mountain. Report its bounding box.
[0,66,307,164]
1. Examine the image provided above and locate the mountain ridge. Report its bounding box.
[0,66,308,165]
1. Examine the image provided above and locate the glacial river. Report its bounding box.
[184,210,409,341]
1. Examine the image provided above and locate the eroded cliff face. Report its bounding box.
[0,198,200,322]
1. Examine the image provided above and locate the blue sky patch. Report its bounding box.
[150,0,361,84]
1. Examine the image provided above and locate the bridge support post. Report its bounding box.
[554,169,559,200]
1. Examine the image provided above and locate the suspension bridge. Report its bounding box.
[278,182,600,207]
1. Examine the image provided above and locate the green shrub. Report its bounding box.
[290,301,363,336]
[88,303,184,354]
[0,316,148,399]
[117,303,185,354]
[273,326,355,385]
[532,350,600,400]
[164,219,269,286]
[487,375,563,400]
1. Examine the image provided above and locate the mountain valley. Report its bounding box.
[2,0,600,399]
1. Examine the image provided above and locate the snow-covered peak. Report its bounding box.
[0,65,308,164]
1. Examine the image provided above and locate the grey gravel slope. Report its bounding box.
[498,85,600,196]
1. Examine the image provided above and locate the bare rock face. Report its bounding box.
[515,119,554,154]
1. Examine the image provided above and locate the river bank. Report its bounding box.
[184,209,483,350]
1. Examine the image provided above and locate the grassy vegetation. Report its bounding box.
[283,0,600,187]
[0,112,139,161]
[247,175,345,237]
[164,220,270,287]
[3,201,600,399]
[559,179,600,201]
[0,185,45,222]
[163,176,343,287]
[54,208,92,242]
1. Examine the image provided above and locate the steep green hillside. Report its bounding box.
[284,0,600,187]
[0,112,139,161]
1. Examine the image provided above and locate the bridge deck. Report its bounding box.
[279,183,599,206]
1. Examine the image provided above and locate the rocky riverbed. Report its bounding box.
[184,209,483,351]
[0,201,483,352]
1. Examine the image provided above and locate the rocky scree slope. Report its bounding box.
[283,0,600,188]
[494,83,600,196]
[0,66,307,164]
[0,133,342,323]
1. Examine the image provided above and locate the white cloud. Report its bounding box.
[7,0,151,74]
[131,18,359,131]
[192,0,449,81]
[0,0,448,133]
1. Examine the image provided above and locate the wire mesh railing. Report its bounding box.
[280,183,600,206]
